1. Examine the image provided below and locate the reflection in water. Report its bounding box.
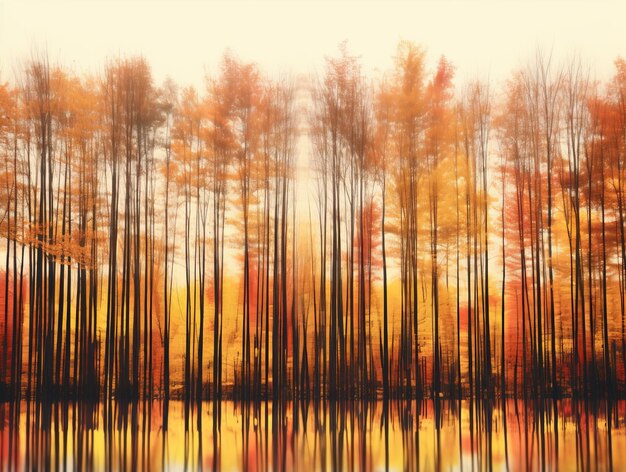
[0,399,624,471]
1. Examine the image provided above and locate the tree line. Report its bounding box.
[0,43,625,403]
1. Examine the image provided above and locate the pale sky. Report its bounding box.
[0,0,624,89]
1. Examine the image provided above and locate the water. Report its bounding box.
[0,399,624,471]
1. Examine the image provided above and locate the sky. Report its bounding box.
[1,0,624,89]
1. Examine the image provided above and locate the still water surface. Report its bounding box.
[0,399,624,471]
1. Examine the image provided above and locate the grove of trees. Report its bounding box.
[1,43,625,405]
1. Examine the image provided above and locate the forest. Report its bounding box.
[1,42,626,405]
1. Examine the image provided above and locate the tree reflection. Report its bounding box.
[0,398,623,471]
